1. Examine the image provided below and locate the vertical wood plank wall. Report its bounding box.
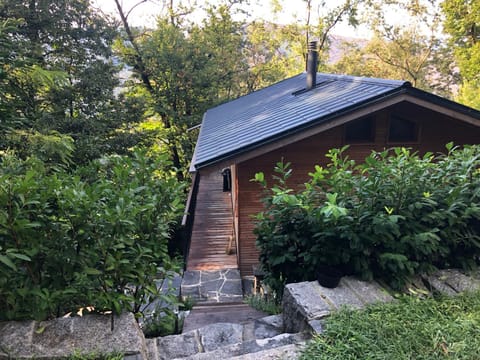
[187,164,237,270]
[236,105,480,276]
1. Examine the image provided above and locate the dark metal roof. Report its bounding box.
[191,73,412,169]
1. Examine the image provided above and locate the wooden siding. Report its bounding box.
[187,164,237,270]
[237,104,480,276]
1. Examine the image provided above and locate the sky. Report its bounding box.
[92,0,373,39]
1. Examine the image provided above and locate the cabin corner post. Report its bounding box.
[230,164,240,268]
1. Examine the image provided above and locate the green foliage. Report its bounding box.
[0,0,149,165]
[0,150,185,320]
[142,308,181,338]
[301,290,480,359]
[441,0,480,109]
[253,144,480,295]
[244,294,282,315]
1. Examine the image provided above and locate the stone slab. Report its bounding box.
[284,282,332,321]
[283,278,393,333]
[0,320,35,358]
[145,338,159,360]
[201,271,222,282]
[198,322,243,352]
[0,313,146,360]
[179,332,308,360]
[220,279,243,295]
[182,304,267,333]
[229,343,305,360]
[183,270,201,286]
[437,269,480,293]
[315,280,365,310]
[157,329,200,360]
[423,273,458,296]
[181,269,245,304]
[254,315,284,339]
[307,319,324,334]
[200,279,225,294]
[224,269,242,280]
[181,285,201,298]
[341,277,394,304]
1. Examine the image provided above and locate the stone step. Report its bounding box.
[228,342,306,360]
[182,303,268,332]
[172,332,309,360]
[148,314,291,360]
[283,276,394,333]
[181,269,243,304]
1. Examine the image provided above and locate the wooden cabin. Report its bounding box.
[184,48,480,278]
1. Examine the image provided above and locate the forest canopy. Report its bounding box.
[1,0,478,179]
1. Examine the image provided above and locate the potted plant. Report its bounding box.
[316,265,343,288]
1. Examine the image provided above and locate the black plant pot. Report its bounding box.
[316,266,343,288]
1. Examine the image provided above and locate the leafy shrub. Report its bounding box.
[0,150,185,320]
[253,144,480,295]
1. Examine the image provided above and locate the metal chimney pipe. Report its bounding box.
[306,40,318,90]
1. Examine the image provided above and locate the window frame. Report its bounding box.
[344,116,376,144]
[387,115,420,144]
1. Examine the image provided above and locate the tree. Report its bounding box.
[441,0,480,109]
[114,1,249,179]
[331,0,456,97]
[0,0,143,164]
[243,0,360,91]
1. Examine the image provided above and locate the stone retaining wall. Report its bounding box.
[0,313,146,360]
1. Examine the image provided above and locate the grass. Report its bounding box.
[244,294,282,315]
[301,290,480,360]
[68,351,123,360]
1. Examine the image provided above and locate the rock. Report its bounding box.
[423,273,457,296]
[198,322,243,352]
[283,277,393,333]
[145,338,159,360]
[341,277,393,303]
[201,271,222,282]
[156,329,201,360]
[183,271,201,286]
[254,315,284,339]
[179,332,308,360]
[0,320,36,359]
[181,269,243,304]
[229,343,306,360]
[0,313,146,360]
[438,269,480,293]
[307,319,324,334]
[220,279,243,296]
[282,281,331,333]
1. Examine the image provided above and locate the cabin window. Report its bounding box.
[222,168,232,192]
[388,116,418,142]
[345,117,375,143]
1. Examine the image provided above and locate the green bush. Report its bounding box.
[253,144,480,295]
[0,150,185,320]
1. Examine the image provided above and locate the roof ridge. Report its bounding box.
[314,72,411,87]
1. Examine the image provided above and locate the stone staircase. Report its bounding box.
[2,269,478,359]
[140,269,310,359]
[145,314,309,360]
[144,268,480,360]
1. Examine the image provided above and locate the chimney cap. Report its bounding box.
[307,40,318,51]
